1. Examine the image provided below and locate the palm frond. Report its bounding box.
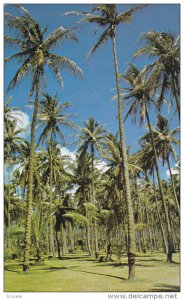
[49,53,83,77]
[47,59,64,89]
[12,4,31,17]
[116,5,147,25]
[44,27,78,49]
[4,36,28,48]
[87,26,111,60]
[7,56,33,90]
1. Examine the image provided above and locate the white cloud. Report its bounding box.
[58,146,76,161]
[95,159,109,173]
[166,162,180,178]
[67,185,78,195]
[9,110,30,137]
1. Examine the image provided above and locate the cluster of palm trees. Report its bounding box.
[4,4,180,281]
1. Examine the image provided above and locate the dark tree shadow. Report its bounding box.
[137,258,164,262]
[73,269,127,281]
[149,283,180,292]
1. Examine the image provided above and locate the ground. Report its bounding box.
[4,251,180,292]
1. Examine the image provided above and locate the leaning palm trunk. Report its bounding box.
[112,32,136,280]
[167,156,180,216]
[145,105,174,262]
[49,132,55,258]
[23,82,40,271]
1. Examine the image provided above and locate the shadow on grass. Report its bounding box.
[95,262,158,268]
[149,283,180,292]
[95,262,128,268]
[74,269,127,281]
[57,255,93,261]
[137,258,163,262]
[137,258,180,265]
[4,264,23,273]
[5,264,79,273]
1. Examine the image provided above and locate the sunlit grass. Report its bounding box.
[4,251,180,292]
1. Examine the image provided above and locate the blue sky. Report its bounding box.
[4,4,180,178]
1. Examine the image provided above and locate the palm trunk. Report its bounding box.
[56,230,61,258]
[85,193,92,255]
[144,175,154,252]
[145,105,174,262]
[23,81,40,271]
[91,145,99,257]
[151,216,159,251]
[61,223,67,256]
[167,156,180,216]
[68,222,75,253]
[145,202,154,252]
[49,130,55,258]
[152,169,167,253]
[112,33,136,280]
[7,158,11,253]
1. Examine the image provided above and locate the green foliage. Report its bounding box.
[63,212,87,225]
[135,223,148,231]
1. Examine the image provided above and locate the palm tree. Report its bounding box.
[37,92,75,257]
[134,31,180,120]
[4,119,25,251]
[143,114,180,215]
[5,5,82,271]
[78,117,105,257]
[63,4,146,278]
[73,152,93,255]
[122,64,175,261]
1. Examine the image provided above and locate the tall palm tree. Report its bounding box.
[37,93,75,257]
[5,5,82,271]
[143,114,180,215]
[73,152,93,255]
[122,64,175,261]
[4,119,25,251]
[78,117,105,257]
[63,4,146,279]
[134,31,180,120]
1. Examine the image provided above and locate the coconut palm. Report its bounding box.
[134,31,180,120]
[5,5,82,271]
[73,152,93,255]
[63,5,147,277]
[4,119,25,251]
[40,144,72,256]
[37,92,75,257]
[122,63,175,262]
[78,117,105,257]
[142,114,180,215]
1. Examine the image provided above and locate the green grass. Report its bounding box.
[4,251,180,292]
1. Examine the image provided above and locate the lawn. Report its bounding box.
[4,251,180,292]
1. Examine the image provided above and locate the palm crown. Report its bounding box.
[37,93,75,146]
[5,8,83,94]
[134,31,180,117]
[63,4,146,59]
